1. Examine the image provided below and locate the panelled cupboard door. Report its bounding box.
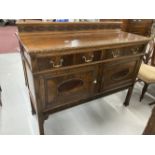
[39,65,99,110]
[101,58,140,91]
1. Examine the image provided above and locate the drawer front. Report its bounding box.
[39,65,98,109]
[101,45,144,60]
[38,55,74,71]
[74,51,101,64]
[37,51,101,71]
[101,58,139,91]
[37,45,144,72]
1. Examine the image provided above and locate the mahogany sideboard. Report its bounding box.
[16,21,150,134]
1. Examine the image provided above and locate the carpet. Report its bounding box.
[0,26,19,53]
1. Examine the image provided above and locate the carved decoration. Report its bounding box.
[18,22,122,33]
[131,47,139,54]
[58,79,84,93]
[112,49,120,58]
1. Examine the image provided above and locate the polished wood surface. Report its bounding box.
[19,30,149,55]
[17,22,150,134]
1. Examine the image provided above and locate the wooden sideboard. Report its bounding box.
[16,22,150,134]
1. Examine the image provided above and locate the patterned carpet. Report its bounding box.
[0,26,19,53]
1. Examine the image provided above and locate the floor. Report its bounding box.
[0,26,19,53]
[0,53,155,135]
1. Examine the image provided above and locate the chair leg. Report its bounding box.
[0,86,2,106]
[140,83,149,102]
[30,96,36,115]
[149,101,155,106]
[124,85,134,106]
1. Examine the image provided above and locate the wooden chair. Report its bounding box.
[138,64,155,104]
[143,39,154,64]
[138,39,155,104]
[0,86,2,106]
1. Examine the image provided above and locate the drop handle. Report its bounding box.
[131,48,139,54]
[93,79,97,84]
[82,55,94,63]
[50,59,64,68]
[112,50,120,58]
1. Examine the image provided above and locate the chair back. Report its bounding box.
[143,39,154,64]
[151,46,155,66]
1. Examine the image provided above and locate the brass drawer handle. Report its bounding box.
[112,50,120,58]
[93,79,97,84]
[82,55,94,63]
[50,59,64,68]
[131,47,139,54]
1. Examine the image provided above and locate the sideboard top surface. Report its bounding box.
[18,30,150,54]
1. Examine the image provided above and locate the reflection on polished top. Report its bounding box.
[19,30,150,54]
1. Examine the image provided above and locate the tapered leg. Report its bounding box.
[38,114,45,135]
[124,85,134,106]
[149,101,155,106]
[21,58,28,86]
[29,96,36,115]
[140,83,149,102]
[30,101,36,115]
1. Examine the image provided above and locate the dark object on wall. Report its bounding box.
[0,19,16,26]
[16,21,150,135]
[0,19,5,26]
[122,19,153,36]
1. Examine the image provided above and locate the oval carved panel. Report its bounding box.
[111,68,130,81]
[58,79,84,93]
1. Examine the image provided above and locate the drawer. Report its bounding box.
[38,55,75,71]
[39,64,99,109]
[101,45,144,60]
[101,58,139,91]
[37,51,101,71]
[74,51,101,64]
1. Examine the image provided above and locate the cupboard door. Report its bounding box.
[40,65,98,109]
[101,58,139,91]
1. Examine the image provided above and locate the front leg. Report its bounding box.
[123,85,134,106]
[38,114,45,135]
